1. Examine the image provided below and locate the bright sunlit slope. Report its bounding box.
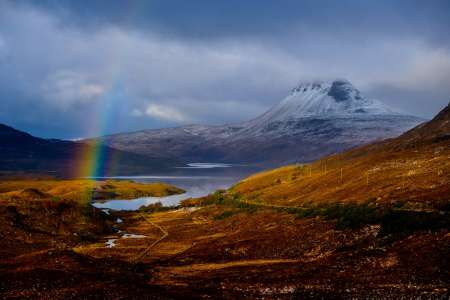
[0,179,184,206]
[232,102,450,209]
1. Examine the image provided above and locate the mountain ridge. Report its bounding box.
[92,79,424,166]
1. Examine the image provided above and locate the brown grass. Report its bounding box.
[232,139,450,209]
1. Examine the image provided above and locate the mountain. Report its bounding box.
[94,79,424,166]
[395,100,450,146]
[232,101,450,207]
[0,124,178,176]
[244,79,395,126]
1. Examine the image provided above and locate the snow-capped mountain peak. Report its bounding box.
[255,79,395,124]
[95,78,423,166]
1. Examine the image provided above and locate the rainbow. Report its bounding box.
[72,1,146,179]
[73,83,125,179]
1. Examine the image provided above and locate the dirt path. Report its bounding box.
[157,258,300,273]
[132,213,169,262]
[243,199,443,214]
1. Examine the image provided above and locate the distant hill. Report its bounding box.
[232,101,450,208]
[394,101,450,146]
[92,79,424,166]
[0,124,179,177]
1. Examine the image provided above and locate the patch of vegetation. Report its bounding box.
[215,191,259,213]
[314,201,381,229]
[181,190,259,214]
[290,200,450,237]
[138,202,175,213]
[392,200,435,211]
[213,210,237,220]
[379,210,450,237]
[436,200,450,211]
[183,189,450,237]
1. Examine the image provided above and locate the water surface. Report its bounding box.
[92,163,259,211]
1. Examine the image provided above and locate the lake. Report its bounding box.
[92,163,260,211]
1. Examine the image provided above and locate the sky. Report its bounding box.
[1,0,450,139]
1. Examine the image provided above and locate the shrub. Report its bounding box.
[214,210,236,220]
[291,200,450,237]
[292,201,382,229]
[379,210,450,237]
[138,202,173,213]
[321,202,380,229]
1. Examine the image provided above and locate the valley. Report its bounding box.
[2,189,448,299]
[1,103,449,299]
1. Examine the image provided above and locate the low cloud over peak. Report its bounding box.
[132,103,191,123]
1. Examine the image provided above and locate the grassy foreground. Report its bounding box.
[1,179,449,299]
[0,178,188,299]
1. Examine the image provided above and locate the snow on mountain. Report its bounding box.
[243,79,395,130]
[93,79,425,166]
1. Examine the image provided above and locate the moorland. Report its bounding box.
[1,103,449,299]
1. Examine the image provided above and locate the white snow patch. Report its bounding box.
[122,233,146,239]
[106,239,117,248]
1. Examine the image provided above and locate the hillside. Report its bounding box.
[0,124,179,176]
[93,79,423,166]
[232,102,450,208]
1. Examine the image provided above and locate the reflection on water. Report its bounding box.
[92,163,259,211]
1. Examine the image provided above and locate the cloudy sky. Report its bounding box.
[1,0,449,139]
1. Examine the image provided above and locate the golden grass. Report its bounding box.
[232,140,450,208]
[0,179,184,205]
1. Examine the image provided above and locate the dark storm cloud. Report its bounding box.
[1,0,450,138]
[19,0,450,44]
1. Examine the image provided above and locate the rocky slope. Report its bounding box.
[94,79,424,166]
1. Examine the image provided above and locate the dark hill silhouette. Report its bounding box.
[0,124,178,177]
